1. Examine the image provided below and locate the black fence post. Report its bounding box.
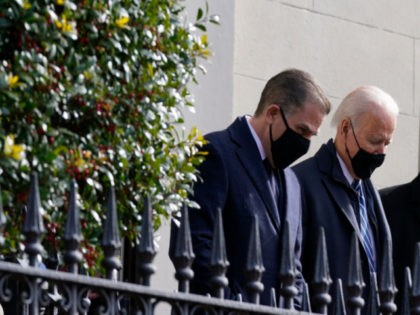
[278,220,297,309]
[137,195,156,287]
[63,180,82,274]
[23,173,45,315]
[101,186,122,314]
[24,173,45,267]
[136,195,156,315]
[401,267,412,315]
[172,204,195,315]
[346,233,365,315]
[270,288,277,308]
[245,214,265,305]
[411,243,420,315]
[311,227,332,314]
[210,208,229,299]
[101,186,122,280]
[366,272,379,315]
[301,282,312,313]
[378,238,397,315]
[62,180,83,315]
[173,204,195,293]
[332,279,346,315]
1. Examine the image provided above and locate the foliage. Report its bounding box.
[0,0,218,274]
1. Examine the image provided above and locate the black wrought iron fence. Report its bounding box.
[0,173,419,315]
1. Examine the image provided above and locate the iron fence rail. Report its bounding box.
[0,173,419,314]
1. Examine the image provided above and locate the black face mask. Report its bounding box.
[270,108,310,169]
[346,121,385,179]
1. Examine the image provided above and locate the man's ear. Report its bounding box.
[265,104,279,123]
[339,119,350,136]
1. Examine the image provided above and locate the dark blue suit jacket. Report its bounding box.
[380,173,420,313]
[293,140,391,297]
[170,116,303,307]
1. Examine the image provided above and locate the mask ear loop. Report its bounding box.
[269,124,275,143]
[279,106,290,129]
[345,119,360,160]
[349,120,362,149]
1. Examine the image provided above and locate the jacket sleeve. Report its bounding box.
[169,139,229,296]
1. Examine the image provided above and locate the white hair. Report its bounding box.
[331,86,399,128]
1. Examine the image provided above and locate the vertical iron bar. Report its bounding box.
[411,243,420,315]
[209,208,229,299]
[101,186,122,280]
[23,173,45,267]
[63,180,82,274]
[137,195,156,287]
[101,187,122,314]
[378,238,397,315]
[311,227,332,314]
[245,215,265,304]
[173,204,195,294]
[332,279,346,315]
[63,180,83,315]
[346,233,365,315]
[366,272,379,315]
[23,173,45,315]
[401,267,412,315]
[301,281,312,313]
[270,288,277,308]
[278,220,297,309]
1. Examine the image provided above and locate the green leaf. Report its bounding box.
[196,8,203,21]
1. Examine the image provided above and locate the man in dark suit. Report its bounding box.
[293,86,399,309]
[169,69,331,307]
[380,173,420,312]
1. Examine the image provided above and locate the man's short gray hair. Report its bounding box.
[331,86,399,129]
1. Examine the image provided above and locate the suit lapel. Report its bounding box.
[229,117,281,232]
[316,141,363,241]
[323,177,361,235]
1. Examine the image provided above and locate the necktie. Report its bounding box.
[263,159,282,213]
[352,180,376,272]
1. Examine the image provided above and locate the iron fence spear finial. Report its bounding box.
[102,186,122,280]
[378,238,397,315]
[209,208,229,299]
[23,172,45,267]
[245,214,265,304]
[278,220,297,309]
[137,195,156,286]
[366,272,379,315]
[63,180,82,274]
[401,267,412,315]
[312,227,332,314]
[346,232,365,315]
[332,279,347,315]
[173,204,195,293]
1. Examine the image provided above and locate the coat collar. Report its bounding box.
[314,139,362,236]
[228,117,281,231]
[314,139,389,258]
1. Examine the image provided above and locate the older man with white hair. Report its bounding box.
[293,86,399,311]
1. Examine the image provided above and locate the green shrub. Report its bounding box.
[0,0,217,274]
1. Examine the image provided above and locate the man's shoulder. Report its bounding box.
[292,155,318,176]
[379,181,410,200]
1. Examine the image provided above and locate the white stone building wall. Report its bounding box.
[153,0,420,293]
